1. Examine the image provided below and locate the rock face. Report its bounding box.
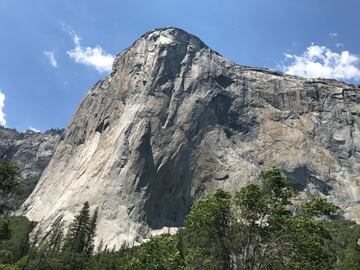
[0,128,63,181]
[21,27,360,247]
[0,127,62,204]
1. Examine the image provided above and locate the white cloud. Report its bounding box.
[282,44,360,82]
[28,127,40,133]
[43,51,58,68]
[66,30,114,73]
[0,90,6,126]
[329,32,338,38]
[335,43,344,48]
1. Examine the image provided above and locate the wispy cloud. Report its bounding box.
[65,28,114,73]
[0,90,6,126]
[328,32,338,39]
[282,44,360,82]
[43,50,58,68]
[28,126,40,133]
[335,43,344,48]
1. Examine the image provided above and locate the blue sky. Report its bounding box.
[0,0,359,132]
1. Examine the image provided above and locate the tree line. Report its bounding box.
[0,159,360,269]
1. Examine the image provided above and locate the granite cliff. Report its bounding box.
[20,27,360,247]
[0,127,62,205]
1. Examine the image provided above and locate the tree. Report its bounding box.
[185,189,232,269]
[231,168,336,270]
[183,168,339,270]
[0,216,35,267]
[337,238,360,269]
[19,202,98,270]
[231,183,273,270]
[0,160,20,193]
[60,202,98,269]
[0,159,20,215]
[0,249,13,264]
[85,207,98,256]
[123,235,184,270]
[63,201,95,255]
[0,219,11,241]
[0,168,355,269]
[302,197,339,218]
[326,219,360,270]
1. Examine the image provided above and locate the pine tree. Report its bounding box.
[0,159,20,214]
[0,159,20,193]
[85,207,98,256]
[47,216,65,254]
[63,201,91,254]
[96,239,104,254]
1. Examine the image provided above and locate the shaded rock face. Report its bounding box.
[0,127,62,204]
[21,27,360,247]
[0,128,63,180]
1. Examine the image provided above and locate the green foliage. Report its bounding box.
[2,168,360,270]
[0,159,40,212]
[63,202,93,255]
[0,219,11,241]
[123,235,184,270]
[0,250,13,264]
[18,202,99,270]
[0,263,17,270]
[338,239,360,270]
[260,168,293,206]
[0,160,20,193]
[84,207,98,256]
[324,219,360,270]
[0,217,35,263]
[0,159,21,214]
[185,189,232,269]
[303,197,339,218]
[86,251,123,270]
[184,168,338,270]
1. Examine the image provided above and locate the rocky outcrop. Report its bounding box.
[0,127,62,204]
[0,128,63,179]
[21,27,360,247]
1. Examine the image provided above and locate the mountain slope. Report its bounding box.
[0,127,62,206]
[21,27,360,247]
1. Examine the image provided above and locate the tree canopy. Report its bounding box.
[1,168,360,269]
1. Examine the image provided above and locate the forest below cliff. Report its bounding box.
[0,159,360,270]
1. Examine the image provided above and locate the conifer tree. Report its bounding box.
[0,158,20,214]
[0,159,20,193]
[47,216,65,254]
[85,207,98,256]
[63,201,91,254]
